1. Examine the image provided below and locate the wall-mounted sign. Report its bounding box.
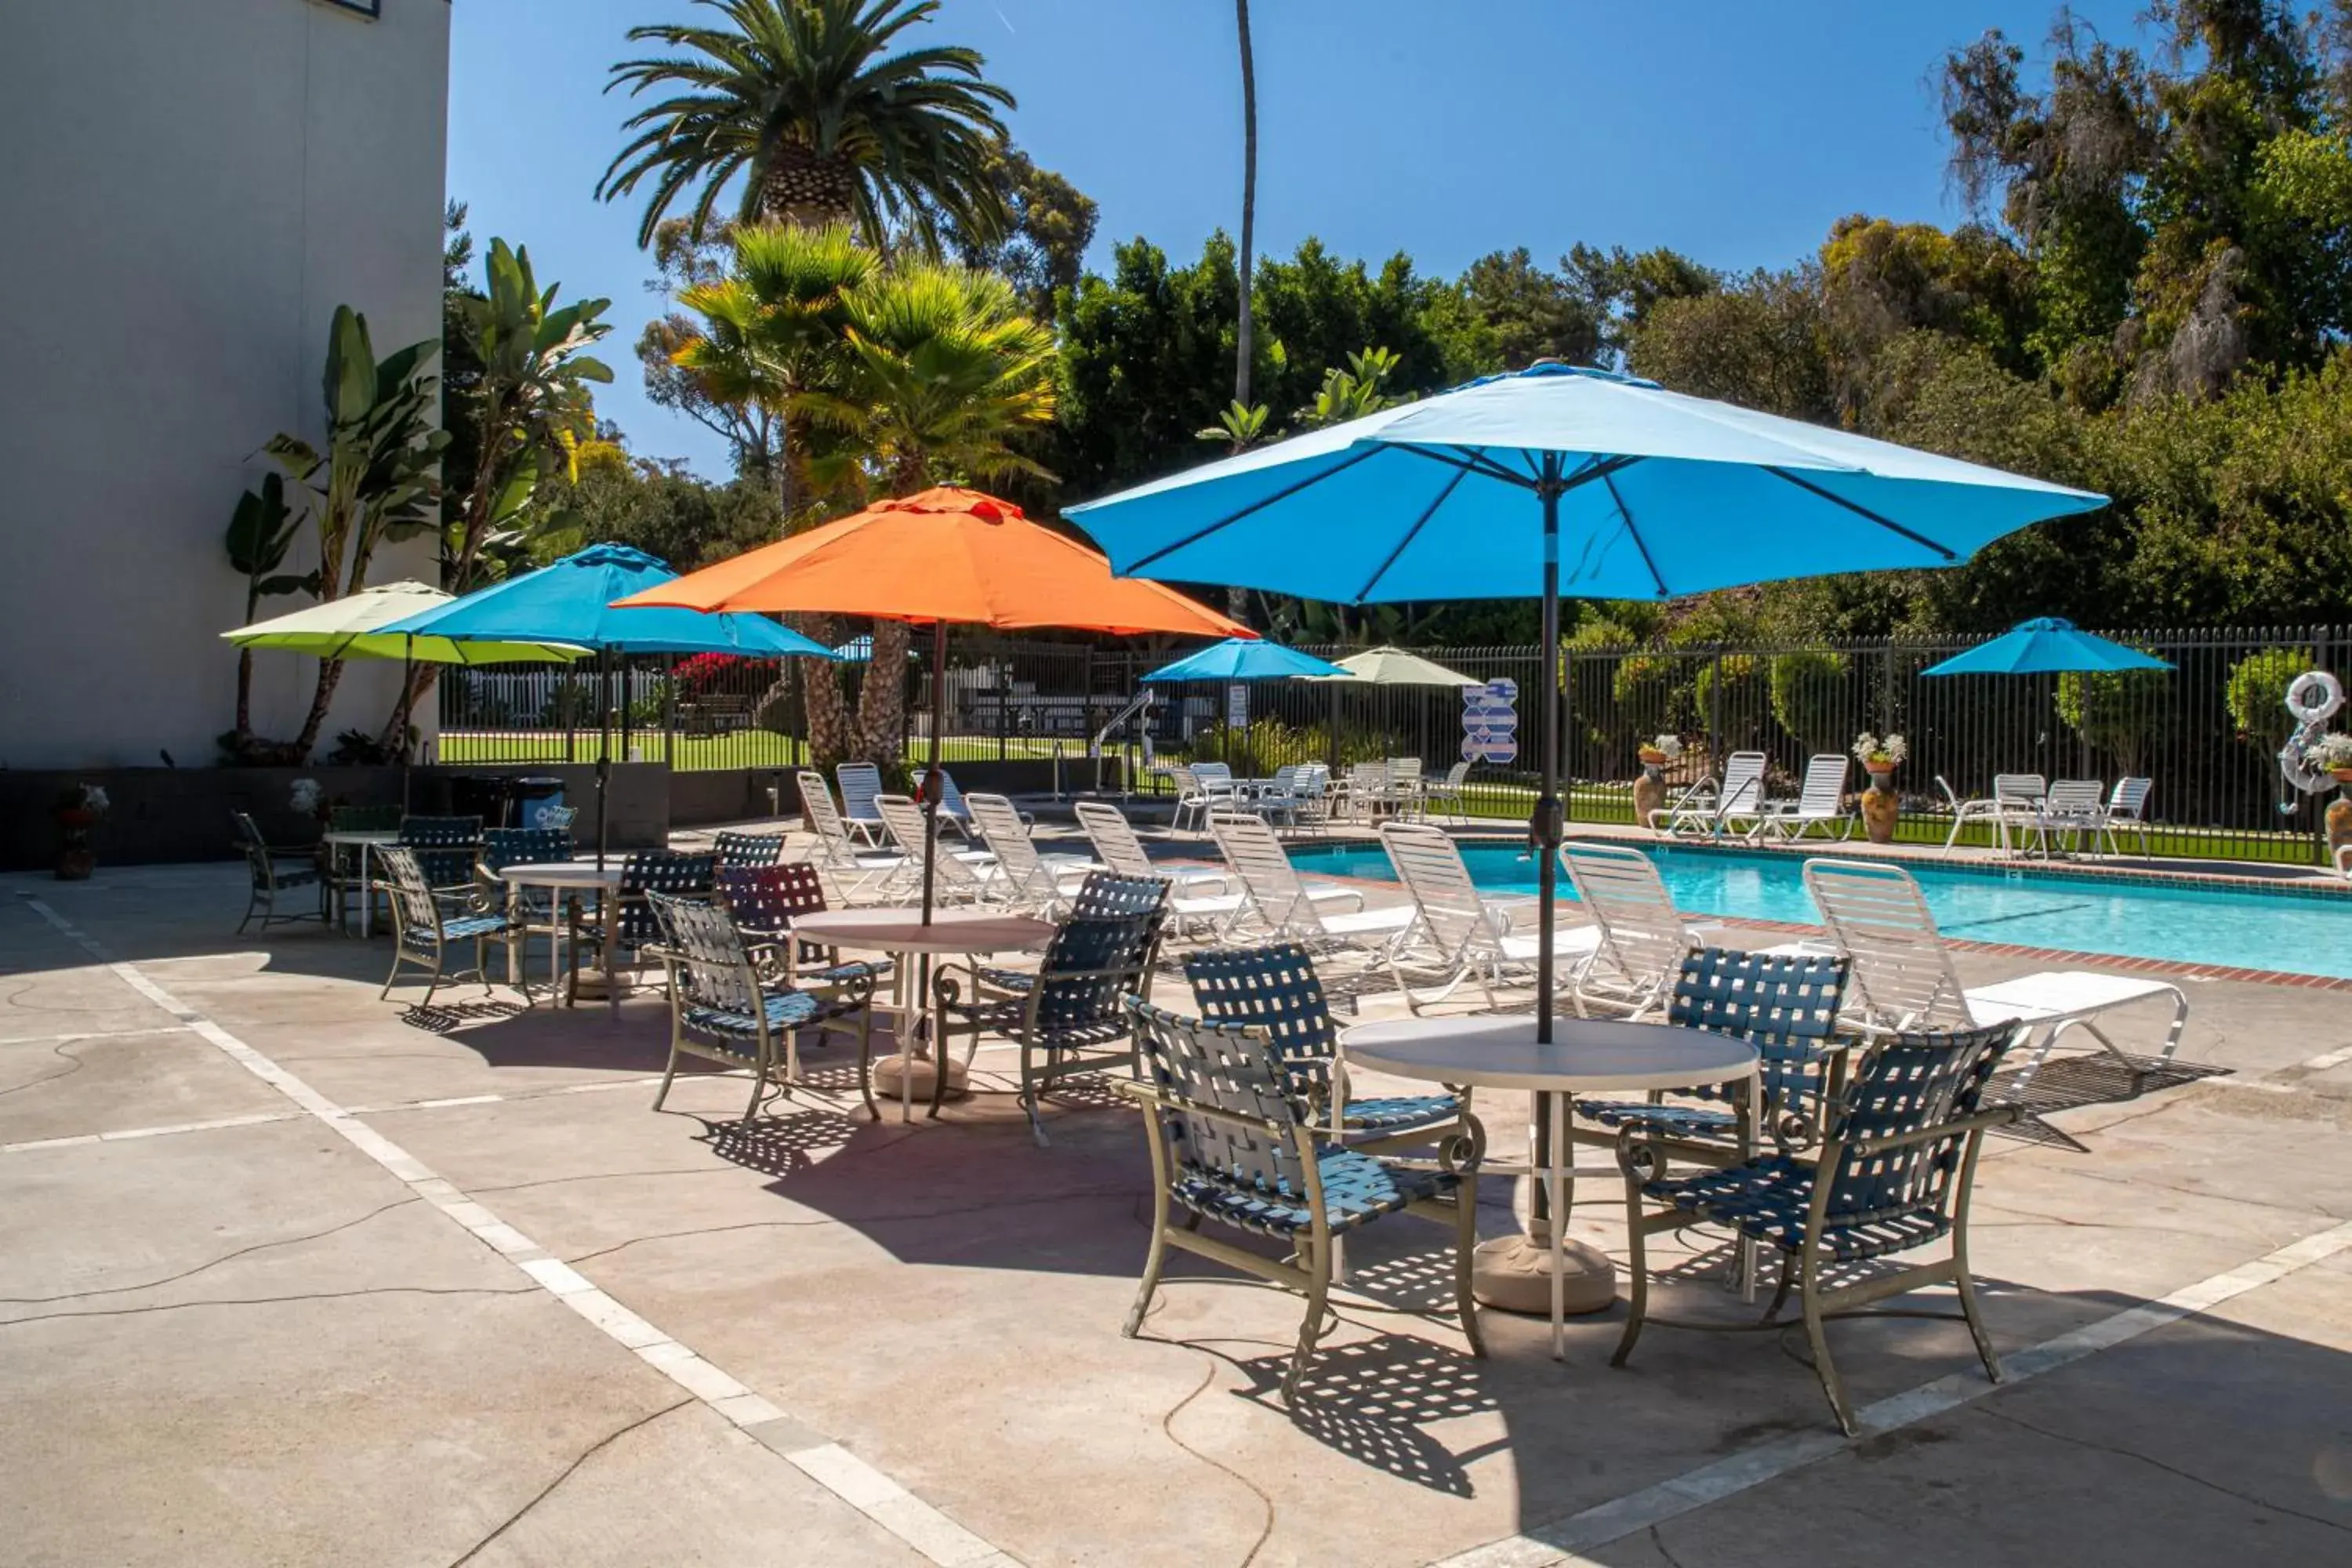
[1225,683,1249,730]
[1461,678,1518,764]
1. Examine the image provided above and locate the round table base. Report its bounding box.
[1471,1230,1617,1317]
[870,1054,971,1102]
[569,969,624,1001]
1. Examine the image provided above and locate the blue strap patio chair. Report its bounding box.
[231,810,327,935]
[1612,1017,2023,1435]
[376,844,513,1004]
[836,763,887,846]
[397,814,485,890]
[1119,997,1486,1401]
[933,883,1169,1143]
[1573,948,1849,1163]
[713,830,786,868]
[646,891,878,1122]
[713,862,893,990]
[1183,942,1474,1160]
[566,851,717,1004]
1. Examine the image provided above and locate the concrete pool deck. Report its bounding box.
[5,846,2351,1566]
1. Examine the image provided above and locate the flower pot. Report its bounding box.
[1859,769,1899,844]
[2328,794,2352,866]
[1631,764,1668,831]
[2333,768,2352,786]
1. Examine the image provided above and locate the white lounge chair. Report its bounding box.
[1750,753,1853,842]
[1337,760,1389,822]
[1803,858,2187,1096]
[1073,800,1243,934]
[1558,842,1733,1018]
[1940,773,2045,855]
[1171,762,1241,835]
[874,794,1003,906]
[966,791,1094,913]
[1423,760,1472,824]
[1654,750,1766,837]
[923,767,981,843]
[797,769,906,903]
[2031,779,2108,858]
[1385,757,1425,820]
[2100,777,2153,858]
[1209,811,1415,953]
[1381,823,1601,1012]
[836,762,887,847]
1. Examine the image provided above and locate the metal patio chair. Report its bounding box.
[566,850,717,1004]
[231,810,328,934]
[712,829,787,867]
[646,891,877,1121]
[376,844,513,1003]
[933,878,1168,1144]
[1611,1017,2023,1436]
[1119,996,1486,1400]
[1183,942,1473,1159]
[713,862,894,992]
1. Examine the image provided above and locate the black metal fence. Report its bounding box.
[433,626,2350,866]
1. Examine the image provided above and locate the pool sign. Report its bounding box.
[1461,678,1518,764]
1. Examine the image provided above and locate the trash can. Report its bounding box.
[512,776,566,832]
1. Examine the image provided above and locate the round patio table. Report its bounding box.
[791,909,1056,1120]
[495,862,626,1014]
[319,829,401,937]
[1343,1015,1759,1358]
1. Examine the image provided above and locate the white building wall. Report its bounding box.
[0,0,450,769]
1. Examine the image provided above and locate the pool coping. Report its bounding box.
[1269,835,2352,993]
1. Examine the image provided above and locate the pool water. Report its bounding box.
[1287,840,2352,980]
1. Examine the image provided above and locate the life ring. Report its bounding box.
[2286,671,2344,724]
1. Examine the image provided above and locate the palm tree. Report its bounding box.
[600,0,1015,249]
[797,265,1057,765]
[670,223,876,768]
[1233,0,1258,410]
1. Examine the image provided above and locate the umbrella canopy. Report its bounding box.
[1923,618,2172,677]
[1067,365,2106,601]
[1142,637,1345,683]
[222,581,583,665]
[1068,362,2111,1047]
[1305,644,1481,687]
[613,487,1250,637]
[616,488,1251,930]
[383,543,837,657]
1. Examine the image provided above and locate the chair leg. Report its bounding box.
[1283,1234,1330,1402]
[1453,1177,1486,1357]
[1951,1237,2002,1385]
[1123,1187,1172,1338]
[1798,1248,1859,1436]
[1021,1036,1050,1148]
[742,1039,768,1123]
[855,1005,880,1121]
[1610,1188,1651,1368]
[379,949,402,1000]
[652,1014,684,1111]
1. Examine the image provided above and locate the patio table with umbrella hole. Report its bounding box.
[1068,361,2109,1318]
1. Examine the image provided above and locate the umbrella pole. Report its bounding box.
[920,621,946,927]
[595,647,611,871]
[1535,470,1563,1043]
[400,636,416,815]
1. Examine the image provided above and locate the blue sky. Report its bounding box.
[449,0,2147,477]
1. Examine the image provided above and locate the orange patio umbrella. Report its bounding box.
[615,487,1250,920]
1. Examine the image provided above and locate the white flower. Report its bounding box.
[1852,732,1907,766]
[2307,734,2352,771]
[289,778,321,815]
[81,785,110,815]
[1648,733,1684,758]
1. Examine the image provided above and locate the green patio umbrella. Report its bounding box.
[1300,645,1483,773]
[225,580,586,808]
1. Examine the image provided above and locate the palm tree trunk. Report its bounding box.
[855,619,915,779]
[1234,0,1258,409]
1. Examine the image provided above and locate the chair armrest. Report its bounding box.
[1115,1080,1294,1140]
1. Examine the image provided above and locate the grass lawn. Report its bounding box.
[436,731,1085,771]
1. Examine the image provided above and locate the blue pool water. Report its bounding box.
[1287,841,2352,980]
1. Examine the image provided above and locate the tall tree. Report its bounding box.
[599,0,1014,249]
[1232,0,1260,411]
[669,222,878,768]
[795,264,1058,766]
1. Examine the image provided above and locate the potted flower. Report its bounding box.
[53,782,110,880]
[1632,734,1682,829]
[2307,734,2352,787]
[1850,732,1907,844]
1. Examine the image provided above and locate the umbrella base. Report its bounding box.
[570,968,627,1001]
[870,1053,971,1102]
[1472,1228,1617,1316]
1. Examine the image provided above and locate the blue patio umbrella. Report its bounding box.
[1068,362,2107,1030]
[1923,618,2172,677]
[1139,637,1345,683]
[384,543,837,862]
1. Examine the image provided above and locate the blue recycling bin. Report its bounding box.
[512,776,566,831]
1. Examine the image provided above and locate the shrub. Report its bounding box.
[1769,650,1849,754]
[2222,647,2317,750]
[2055,666,2169,776]
[1693,652,1768,751]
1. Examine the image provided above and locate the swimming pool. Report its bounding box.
[1287,840,2352,980]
